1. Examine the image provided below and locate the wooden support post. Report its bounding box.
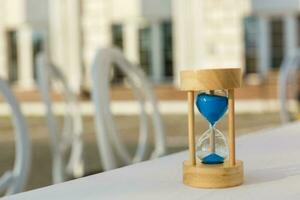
[209,90,215,153]
[187,91,196,166]
[228,89,236,166]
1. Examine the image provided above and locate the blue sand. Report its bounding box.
[196,93,228,125]
[202,153,224,164]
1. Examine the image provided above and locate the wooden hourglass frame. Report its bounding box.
[180,68,243,188]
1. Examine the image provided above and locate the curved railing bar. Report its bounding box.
[97,49,149,164]
[36,54,64,183]
[91,48,166,170]
[0,78,31,195]
[91,51,118,170]
[92,48,149,168]
[112,49,166,159]
[0,172,13,194]
[36,53,84,183]
[278,50,300,123]
[47,62,84,177]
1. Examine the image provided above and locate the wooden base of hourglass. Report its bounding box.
[183,160,244,188]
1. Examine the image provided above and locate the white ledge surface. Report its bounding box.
[4,122,300,200]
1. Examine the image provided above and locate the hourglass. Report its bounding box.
[180,68,243,188]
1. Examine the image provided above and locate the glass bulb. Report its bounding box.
[196,126,228,164]
[196,90,229,164]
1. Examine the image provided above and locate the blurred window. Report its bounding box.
[32,32,44,82]
[270,18,284,69]
[112,24,123,49]
[7,31,18,83]
[111,24,124,83]
[162,21,173,79]
[244,16,258,73]
[139,27,151,75]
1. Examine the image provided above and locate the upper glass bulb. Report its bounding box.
[196,90,228,126]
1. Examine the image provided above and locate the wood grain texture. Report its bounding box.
[187,91,196,165]
[228,89,236,166]
[180,68,241,91]
[183,160,244,188]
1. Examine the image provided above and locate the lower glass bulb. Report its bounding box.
[196,126,228,164]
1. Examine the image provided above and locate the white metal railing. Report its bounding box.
[278,50,300,123]
[0,78,30,195]
[36,53,84,183]
[91,48,166,170]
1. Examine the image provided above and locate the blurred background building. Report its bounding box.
[0,0,298,93]
[0,0,297,192]
[0,0,48,89]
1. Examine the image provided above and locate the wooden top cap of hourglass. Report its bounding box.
[180,68,242,91]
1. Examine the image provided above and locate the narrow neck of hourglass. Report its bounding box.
[209,123,216,128]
